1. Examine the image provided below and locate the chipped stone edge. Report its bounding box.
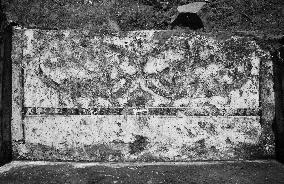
[259,49,275,156]
[11,28,24,141]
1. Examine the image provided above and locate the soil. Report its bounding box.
[0,160,284,184]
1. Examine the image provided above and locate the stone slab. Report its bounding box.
[11,28,275,161]
[21,29,260,109]
[13,115,262,161]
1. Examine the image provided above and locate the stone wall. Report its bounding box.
[11,28,275,161]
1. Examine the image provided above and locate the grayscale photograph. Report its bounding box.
[0,0,284,183]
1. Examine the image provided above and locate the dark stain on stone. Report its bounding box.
[80,39,88,47]
[205,90,213,98]
[134,96,146,107]
[86,144,123,161]
[115,128,123,137]
[127,90,152,107]
[136,39,143,48]
[198,121,206,129]
[129,135,149,154]
[55,32,65,41]
[239,89,244,96]
[80,119,87,125]
[226,137,232,144]
[197,139,206,148]
[246,61,253,73]
[107,43,122,53]
[210,146,218,152]
[225,124,234,129]
[185,127,194,137]
[208,124,216,134]
[234,144,265,159]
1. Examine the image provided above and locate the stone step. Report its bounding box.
[11,29,274,161]
[0,160,284,184]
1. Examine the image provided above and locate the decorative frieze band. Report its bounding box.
[23,107,260,116]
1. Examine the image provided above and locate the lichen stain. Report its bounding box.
[129,135,149,155]
[84,144,123,161]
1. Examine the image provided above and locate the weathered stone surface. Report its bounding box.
[21,29,260,109]
[11,30,24,141]
[12,115,262,161]
[259,47,276,156]
[11,28,274,161]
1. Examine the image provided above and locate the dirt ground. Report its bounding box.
[0,1,284,184]
[0,160,284,184]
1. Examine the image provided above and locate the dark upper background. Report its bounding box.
[0,0,283,36]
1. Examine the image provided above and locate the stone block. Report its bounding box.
[11,29,274,161]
